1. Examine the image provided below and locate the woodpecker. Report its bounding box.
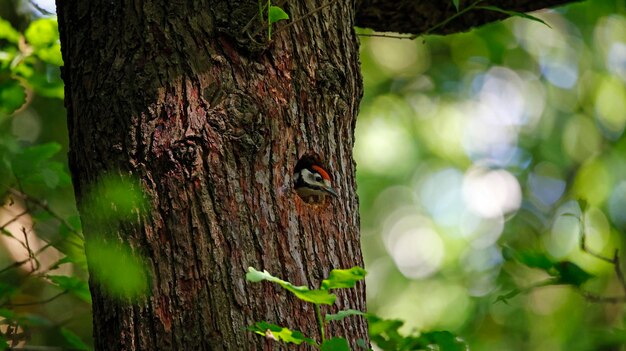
[294,158,338,202]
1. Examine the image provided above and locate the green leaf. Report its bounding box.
[419,331,467,351]
[0,308,15,319]
[11,142,60,173]
[577,199,589,212]
[502,245,555,271]
[248,321,317,346]
[0,18,20,43]
[321,266,367,290]
[268,6,289,25]
[59,327,90,350]
[321,337,351,351]
[25,70,65,98]
[518,252,555,271]
[555,261,594,286]
[326,309,366,322]
[81,176,147,227]
[0,282,18,301]
[34,42,63,66]
[452,0,460,11]
[0,334,8,350]
[47,275,92,303]
[88,242,149,299]
[476,6,552,28]
[356,338,370,349]
[0,79,26,115]
[25,18,59,48]
[367,315,404,340]
[246,267,336,305]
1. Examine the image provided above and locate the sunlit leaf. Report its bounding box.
[268,6,289,25]
[35,43,63,66]
[247,321,317,346]
[477,6,552,28]
[246,267,336,305]
[321,266,367,290]
[24,18,59,48]
[0,18,20,43]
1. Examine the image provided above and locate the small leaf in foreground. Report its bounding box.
[268,6,290,25]
[321,266,367,290]
[321,337,351,351]
[248,321,317,346]
[246,267,336,305]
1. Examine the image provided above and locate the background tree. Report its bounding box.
[3,0,626,350]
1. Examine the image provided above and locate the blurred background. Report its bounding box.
[1,0,626,349]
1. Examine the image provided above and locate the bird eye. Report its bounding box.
[314,174,322,182]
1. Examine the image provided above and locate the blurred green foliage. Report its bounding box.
[1,0,626,350]
[357,0,626,350]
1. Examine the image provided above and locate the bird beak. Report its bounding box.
[323,185,338,197]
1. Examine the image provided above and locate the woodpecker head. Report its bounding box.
[294,158,338,202]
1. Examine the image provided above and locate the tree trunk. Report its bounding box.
[55,0,577,349]
[56,1,365,350]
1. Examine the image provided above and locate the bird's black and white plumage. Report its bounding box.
[294,157,338,202]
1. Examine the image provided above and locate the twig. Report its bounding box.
[2,291,68,307]
[613,250,626,296]
[575,212,626,304]
[581,291,626,304]
[273,0,341,36]
[357,0,485,41]
[22,227,38,272]
[356,33,416,40]
[0,210,29,231]
[7,188,83,240]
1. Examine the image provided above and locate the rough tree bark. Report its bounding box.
[55,0,576,350]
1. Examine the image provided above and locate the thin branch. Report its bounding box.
[2,291,68,307]
[356,32,416,40]
[357,0,487,41]
[581,291,626,304]
[273,0,341,36]
[613,250,626,296]
[0,210,29,231]
[22,227,39,272]
[7,188,83,240]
